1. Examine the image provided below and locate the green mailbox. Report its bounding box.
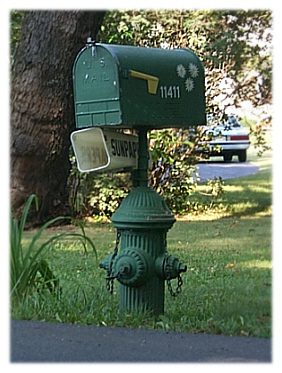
[73,41,206,129]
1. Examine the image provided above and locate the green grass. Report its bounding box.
[167,217,271,337]
[11,150,272,337]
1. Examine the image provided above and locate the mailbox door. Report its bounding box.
[73,45,122,128]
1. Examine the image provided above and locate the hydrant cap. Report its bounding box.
[111,186,175,228]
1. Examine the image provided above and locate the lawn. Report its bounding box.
[12,150,272,338]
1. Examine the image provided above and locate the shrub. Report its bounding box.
[149,128,204,213]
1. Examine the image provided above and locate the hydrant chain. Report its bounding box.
[105,231,121,294]
[167,274,184,297]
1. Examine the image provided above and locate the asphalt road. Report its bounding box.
[197,160,259,182]
[11,320,271,363]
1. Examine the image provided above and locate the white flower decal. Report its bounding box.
[185,78,194,92]
[188,63,199,78]
[176,62,199,94]
[176,64,186,78]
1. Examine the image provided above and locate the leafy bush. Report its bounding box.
[68,149,131,219]
[206,177,225,198]
[149,128,206,213]
[87,173,130,218]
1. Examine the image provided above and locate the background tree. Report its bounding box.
[11,10,105,221]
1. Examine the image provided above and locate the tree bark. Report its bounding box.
[11,10,105,222]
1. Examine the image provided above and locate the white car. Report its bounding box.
[202,116,251,162]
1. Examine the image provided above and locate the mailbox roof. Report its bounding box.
[99,43,201,67]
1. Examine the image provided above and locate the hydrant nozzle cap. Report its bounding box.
[179,263,187,273]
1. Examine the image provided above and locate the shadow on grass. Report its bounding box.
[223,186,271,218]
[188,166,272,219]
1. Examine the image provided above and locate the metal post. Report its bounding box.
[132,128,149,187]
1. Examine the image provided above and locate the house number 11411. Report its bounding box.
[160,85,181,99]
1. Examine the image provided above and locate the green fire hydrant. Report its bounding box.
[100,130,187,315]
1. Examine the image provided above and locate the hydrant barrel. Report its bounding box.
[117,230,168,315]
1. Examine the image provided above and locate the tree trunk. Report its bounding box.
[11,10,105,222]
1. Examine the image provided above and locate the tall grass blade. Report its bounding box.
[11,194,97,299]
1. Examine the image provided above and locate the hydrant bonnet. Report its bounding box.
[111,186,175,229]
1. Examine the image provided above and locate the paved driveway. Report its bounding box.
[197,160,259,182]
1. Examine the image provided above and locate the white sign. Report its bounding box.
[71,128,138,173]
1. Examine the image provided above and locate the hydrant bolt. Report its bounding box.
[119,264,131,275]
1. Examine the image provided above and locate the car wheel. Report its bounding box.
[238,150,247,162]
[223,153,233,162]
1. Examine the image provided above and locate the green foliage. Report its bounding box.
[11,194,97,300]
[249,120,272,157]
[68,152,95,216]
[87,173,130,219]
[149,129,201,212]
[206,177,225,199]
[68,154,131,219]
